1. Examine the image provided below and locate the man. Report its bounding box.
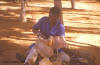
[24,7,69,65]
[32,7,68,49]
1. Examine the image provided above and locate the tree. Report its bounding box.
[20,0,26,22]
[54,0,63,24]
[71,0,75,9]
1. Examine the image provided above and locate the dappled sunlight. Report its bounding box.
[75,2,100,11]
[28,1,53,7]
[0,10,20,19]
[9,12,19,17]
[0,37,35,47]
[65,25,100,47]
[64,21,100,28]
[62,1,100,11]
[75,2,91,10]
[62,1,72,8]
[26,3,49,21]
[0,6,20,10]
[33,14,48,20]
[65,33,90,47]
[63,10,100,28]
[75,34,100,47]
[0,1,8,4]
[26,7,44,11]
[12,28,25,32]
[0,12,19,18]
[26,13,48,22]
[69,45,81,49]
[30,3,53,7]
[0,1,100,65]
[21,31,33,35]
[66,33,100,47]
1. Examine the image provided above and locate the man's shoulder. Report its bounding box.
[57,21,64,26]
[56,21,65,29]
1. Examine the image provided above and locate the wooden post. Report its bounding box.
[54,0,63,24]
[20,0,26,22]
[71,0,75,9]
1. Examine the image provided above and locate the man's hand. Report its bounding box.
[32,29,40,36]
[52,36,69,49]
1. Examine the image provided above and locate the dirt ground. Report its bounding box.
[0,1,100,65]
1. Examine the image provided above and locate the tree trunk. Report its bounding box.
[54,0,63,24]
[20,0,26,22]
[71,0,75,9]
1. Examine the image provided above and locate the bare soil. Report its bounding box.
[0,1,100,65]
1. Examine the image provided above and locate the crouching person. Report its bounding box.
[24,7,69,65]
[32,6,68,48]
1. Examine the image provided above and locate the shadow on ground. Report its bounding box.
[0,1,100,65]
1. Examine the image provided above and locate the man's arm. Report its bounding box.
[32,17,48,35]
[32,28,40,35]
